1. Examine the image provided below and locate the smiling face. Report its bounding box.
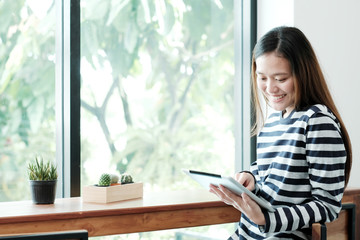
[255,52,295,117]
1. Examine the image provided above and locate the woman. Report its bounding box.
[210,26,352,239]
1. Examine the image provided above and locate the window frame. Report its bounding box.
[56,0,81,197]
[57,0,257,197]
[234,0,257,172]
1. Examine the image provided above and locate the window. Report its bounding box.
[80,0,236,191]
[0,0,256,238]
[0,0,56,201]
[79,0,255,238]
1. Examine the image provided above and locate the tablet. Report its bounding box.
[183,169,275,212]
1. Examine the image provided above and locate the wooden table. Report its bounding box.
[0,190,241,237]
[0,188,359,238]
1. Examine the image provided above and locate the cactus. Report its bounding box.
[120,173,133,184]
[98,173,111,186]
[110,174,119,184]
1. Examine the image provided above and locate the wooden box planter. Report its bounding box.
[82,182,143,203]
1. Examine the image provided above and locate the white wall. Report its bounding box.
[257,0,360,187]
[257,0,294,37]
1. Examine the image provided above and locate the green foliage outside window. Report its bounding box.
[80,0,235,190]
[0,0,236,238]
[0,0,56,201]
[0,0,235,202]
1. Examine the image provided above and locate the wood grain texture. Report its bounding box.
[311,223,323,240]
[0,188,358,238]
[0,206,240,236]
[0,190,240,236]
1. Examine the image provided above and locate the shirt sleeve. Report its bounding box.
[249,161,261,194]
[261,112,346,233]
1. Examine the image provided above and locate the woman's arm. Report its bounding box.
[260,112,346,233]
[210,111,346,233]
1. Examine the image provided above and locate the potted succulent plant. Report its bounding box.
[28,155,58,204]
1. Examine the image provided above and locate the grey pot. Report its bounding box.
[29,180,57,204]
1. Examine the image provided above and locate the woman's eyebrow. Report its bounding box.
[256,71,290,76]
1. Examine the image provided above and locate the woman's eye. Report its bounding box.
[276,78,286,82]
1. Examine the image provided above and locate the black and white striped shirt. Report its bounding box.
[229,104,346,240]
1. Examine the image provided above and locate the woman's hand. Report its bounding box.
[234,172,255,191]
[209,172,265,225]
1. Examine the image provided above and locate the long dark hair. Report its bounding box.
[251,26,352,187]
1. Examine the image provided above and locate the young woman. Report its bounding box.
[210,26,352,239]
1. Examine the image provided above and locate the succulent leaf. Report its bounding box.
[28,155,58,181]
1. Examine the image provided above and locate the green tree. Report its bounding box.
[0,0,235,201]
[80,0,235,188]
[0,0,56,201]
[0,0,235,238]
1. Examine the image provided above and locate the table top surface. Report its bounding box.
[0,189,224,224]
[1,187,358,225]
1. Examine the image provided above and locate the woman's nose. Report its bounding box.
[266,80,278,93]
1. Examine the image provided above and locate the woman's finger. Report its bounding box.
[209,184,266,225]
[235,172,255,191]
[218,185,247,211]
[209,185,232,202]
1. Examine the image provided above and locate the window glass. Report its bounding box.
[0,0,56,202]
[80,0,235,190]
[81,0,236,238]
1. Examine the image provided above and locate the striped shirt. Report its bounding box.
[229,104,346,240]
